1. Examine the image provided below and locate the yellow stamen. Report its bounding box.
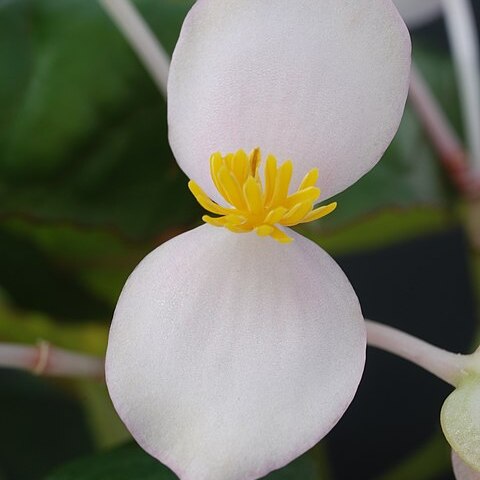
[250,147,261,177]
[189,148,337,243]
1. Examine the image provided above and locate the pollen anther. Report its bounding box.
[189,148,337,243]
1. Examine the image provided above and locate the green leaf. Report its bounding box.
[0,226,111,321]
[3,218,153,307]
[0,0,200,239]
[302,206,454,256]
[373,432,450,480]
[47,444,176,480]
[264,454,320,480]
[47,444,321,480]
[0,370,94,480]
[0,301,108,356]
[73,380,130,450]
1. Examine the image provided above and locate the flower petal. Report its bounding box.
[392,0,442,28]
[168,0,411,202]
[106,226,366,480]
[452,450,480,480]
[441,377,480,473]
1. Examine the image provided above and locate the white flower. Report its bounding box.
[105,1,411,479]
[453,450,480,480]
[441,350,480,480]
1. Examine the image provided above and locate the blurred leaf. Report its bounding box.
[373,432,451,480]
[3,219,151,306]
[0,370,94,480]
[0,301,108,356]
[0,0,200,239]
[47,444,321,480]
[474,250,480,330]
[47,444,177,480]
[73,380,130,450]
[0,227,111,320]
[0,0,32,131]
[302,206,454,256]
[414,41,463,134]
[265,454,320,480]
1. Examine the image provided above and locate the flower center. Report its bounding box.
[188,148,337,244]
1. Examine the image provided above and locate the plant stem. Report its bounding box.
[100,0,170,98]
[409,64,469,193]
[0,341,104,378]
[365,320,467,387]
[441,0,480,177]
[0,324,471,385]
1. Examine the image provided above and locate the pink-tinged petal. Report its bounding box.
[452,451,480,480]
[393,0,442,28]
[168,0,411,202]
[106,226,366,480]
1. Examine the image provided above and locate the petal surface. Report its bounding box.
[393,0,442,28]
[452,451,480,480]
[441,377,480,473]
[168,0,411,202]
[106,225,366,480]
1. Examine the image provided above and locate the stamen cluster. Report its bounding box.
[189,148,337,243]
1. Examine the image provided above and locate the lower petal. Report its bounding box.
[106,225,366,480]
[452,450,480,480]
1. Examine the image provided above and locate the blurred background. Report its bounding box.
[0,0,479,479]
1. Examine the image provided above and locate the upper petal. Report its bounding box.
[106,225,366,480]
[168,0,411,201]
[393,0,442,28]
[452,450,480,480]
